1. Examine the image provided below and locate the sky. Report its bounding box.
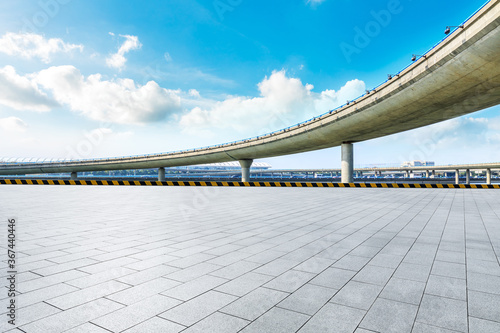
[0,0,498,169]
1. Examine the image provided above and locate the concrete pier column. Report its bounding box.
[239,159,253,182]
[158,167,166,182]
[70,172,77,180]
[466,169,470,185]
[405,170,409,178]
[486,168,491,185]
[431,170,435,179]
[455,169,460,184]
[425,170,430,178]
[341,143,353,183]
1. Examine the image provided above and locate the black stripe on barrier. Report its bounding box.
[1,179,500,189]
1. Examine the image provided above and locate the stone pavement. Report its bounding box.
[1,186,500,332]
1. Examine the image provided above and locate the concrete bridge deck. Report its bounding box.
[1,186,499,332]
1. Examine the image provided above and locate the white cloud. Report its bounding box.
[307,0,327,7]
[0,116,28,132]
[189,89,201,98]
[180,70,365,135]
[0,65,58,111]
[106,34,142,70]
[35,65,182,124]
[0,32,83,63]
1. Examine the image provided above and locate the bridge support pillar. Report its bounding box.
[466,169,470,185]
[405,170,409,178]
[239,159,253,182]
[425,170,429,178]
[455,170,460,185]
[431,170,435,179]
[70,172,77,180]
[486,168,491,185]
[341,143,353,183]
[158,167,166,182]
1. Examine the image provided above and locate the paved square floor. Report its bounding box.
[1,186,500,332]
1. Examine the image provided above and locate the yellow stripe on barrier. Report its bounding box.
[2,179,500,189]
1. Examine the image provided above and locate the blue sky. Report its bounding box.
[0,0,498,168]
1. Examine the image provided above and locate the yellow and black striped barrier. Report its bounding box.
[0,179,499,189]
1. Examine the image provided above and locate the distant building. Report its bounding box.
[401,160,435,167]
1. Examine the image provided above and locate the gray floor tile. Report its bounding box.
[298,303,365,333]
[92,294,181,332]
[425,275,467,301]
[253,258,301,276]
[166,262,223,282]
[46,280,130,310]
[353,265,395,286]
[416,294,468,332]
[181,312,249,333]
[106,277,181,305]
[116,265,180,285]
[467,272,500,295]
[331,255,371,271]
[469,316,500,333]
[468,290,500,323]
[431,261,466,279]
[263,270,315,293]
[331,280,382,310]
[209,261,262,280]
[278,283,337,315]
[466,259,500,276]
[161,275,228,301]
[160,291,237,326]
[380,277,425,305]
[65,266,136,288]
[19,298,123,332]
[5,187,500,333]
[215,272,274,297]
[65,323,115,333]
[368,253,403,269]
[360,298,418,333]
[394,262,431,282]
[411,321,461,332]
[220,287,289,321]
[240,307,310,333]
[122,317,185,333]
[309,267,356,289]
[293,256,335,274]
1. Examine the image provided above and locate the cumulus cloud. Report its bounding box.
[180,70,365,135]
[35,65,181,124]
[0,65,58,111]
[0,32,83,63]
[106,34,142,70]
[0,117,28,132]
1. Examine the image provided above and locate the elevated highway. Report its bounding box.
[1,1,500,181]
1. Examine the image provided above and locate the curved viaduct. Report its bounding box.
[2,1,500,182]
